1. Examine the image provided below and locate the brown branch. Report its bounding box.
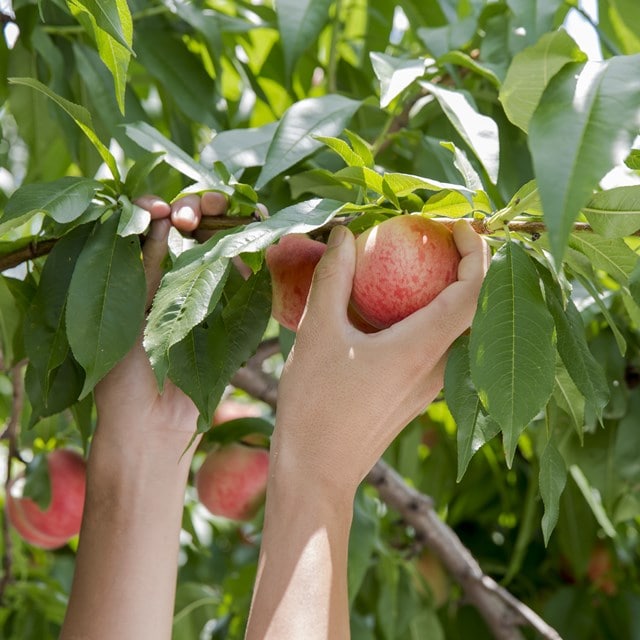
[0,362,26,604]
[230,360,562,640]
[3,216,636,274]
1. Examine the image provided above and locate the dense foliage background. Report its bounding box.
[0,0,639,638]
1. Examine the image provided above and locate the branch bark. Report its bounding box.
[231,354,563,640]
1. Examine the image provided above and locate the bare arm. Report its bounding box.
[246,221,490,639]
[60,194,227,640]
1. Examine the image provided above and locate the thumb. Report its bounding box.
[301,225,355,330]
[143,218,171,308]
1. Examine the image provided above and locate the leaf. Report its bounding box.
[24,225,92,398]
[0,177,102,234]
[68,0,132,113]
[67,0,134,53]
[444,337,500,481]
[145,198,342,385]
[314,135,365,167]
[437,50,500,88]
[344,130,375,168]
[168,268,272,426]
[200,122,278,173]
[124,122,230,192]
[499,29,586,132]
[348,491,379,604]
[116,195,150,237]
[553,361,585,440]
[382,172,474,200]
[469,241,556,465]
[421,81,500,183]
[369,52,427,108]
[539,438,567,545]
[255,95,361,190]
[569,465,617,538]
[537,264,609,418]
[631,260,640,306]
[583,185,640,237]
[568,233,638,286]
[66,214,146,396]
[528,55,640,264]
[439,141,483,191]
[275,0,332,78]
[8,77,120,182]
[422,189,491,218]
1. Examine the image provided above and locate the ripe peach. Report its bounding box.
[351,215,460,329]
[265,234,326,331]
[195,443,269,521]
[6,449,86,549]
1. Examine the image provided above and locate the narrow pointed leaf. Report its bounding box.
[275,0,332,78]
[469,241,555,465]
[569,465,617,538]
[444,337,500,481]
[66,214,146,396]
[529,55,640,263]
[540,439,567,545]
[255,95,361,190]
[568,233,638,286]
[68,0,134,53]
[422,81,500,183]
[8,77,120,181]
[553,362,585,439]
[370,53,427,108]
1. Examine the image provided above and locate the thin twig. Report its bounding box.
[0,362,26,604]
[230,360,563,640]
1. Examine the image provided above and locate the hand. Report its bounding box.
[272,220,490,494]
[93,192,229,446]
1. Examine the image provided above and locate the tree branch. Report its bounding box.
[229,357,563,640]
[4,216,633,274]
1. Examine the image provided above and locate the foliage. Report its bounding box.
[0,0,639,638]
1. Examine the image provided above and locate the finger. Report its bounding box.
[200,191,228,216]
[143,219,171,308]
[171,194,201,232]
[300,226,355,331]
[134,195,171,219]
[385,222,487,357]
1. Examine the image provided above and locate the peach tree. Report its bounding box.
[0,0,639,638]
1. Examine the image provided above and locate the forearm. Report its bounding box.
[245,464,354,640]
[61,430,194,640]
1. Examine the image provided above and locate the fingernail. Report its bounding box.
[174,205,197,224]
[327,225,346,248]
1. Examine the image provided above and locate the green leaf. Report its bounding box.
[631,260,640,305]
[583,186,640,237]
[0,177,103,233]
[437,50,500,88]
[382,172,473,200]
[275,0,332,78]
[369,52,427,108]
[439,141,483,191]
[255,95,361,190]
[444,337,500,481]
[344,130,375,168]
[169,268,272,426]
[469,241,556,465]
[66,214,146,396]
[422,190,491,218]
[116,195,150,237]
[348,491,379,604]
[568,232,638,287]
[537,264,609,418]
[68,0,132,113]
[67,0,134,53]
[8,77,120,182]
[124,122,230,192]
[529,55,640,264]
[205,417,273,446]
[553,361,585,440]
[24,225,91,398]
[421,82,500,183]
[145,198,342,385]
[123,152,165,197]
[200,123,278,173]
[539,438,567,545]
[315,135,365,168]
[499,29,586,132]
[569,465,617,538]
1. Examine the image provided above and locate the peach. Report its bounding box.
[351,215,460,329]
[265,234,326,331]
[213,398,264,425]
[7,449,86,549]
[195,443,270,521]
